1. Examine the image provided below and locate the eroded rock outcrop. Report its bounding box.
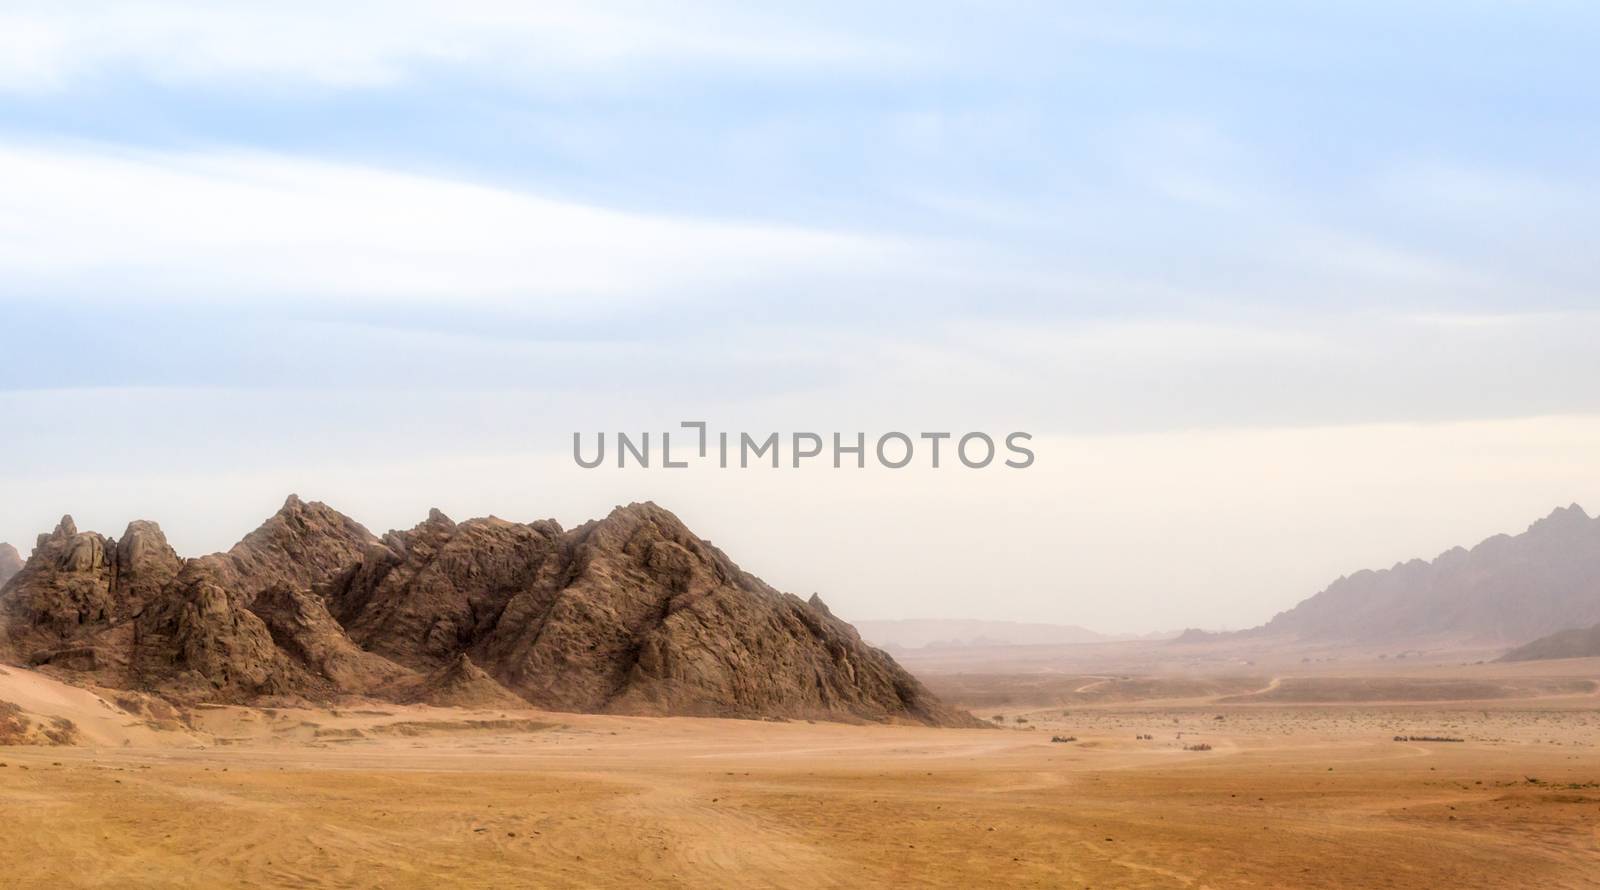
[249,583,410,695]
[0,497,980,727]
[329,510,566,670]
[129,495,380,701]
[131,565,307,701]
[324,502,979,725]
[0,516,182,678]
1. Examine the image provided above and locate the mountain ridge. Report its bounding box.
[0,496,979,727]
[1242,504,1600,646]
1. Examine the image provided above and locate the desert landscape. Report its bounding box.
[3,500,1600,888]
[3,655,1599,889]
[8,5,1599,886]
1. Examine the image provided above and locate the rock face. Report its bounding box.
[1252,504,1600,646]
[325,502,977,725]
[0,498,978,727]
[0,544,21,589]
[0,516,183,677]
[128,495,382,701]
[1498,623,1600,662]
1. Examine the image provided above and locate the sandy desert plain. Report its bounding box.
[3,640,1598,890]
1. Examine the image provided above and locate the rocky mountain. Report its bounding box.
[1252,504,1600,646]
[0,497,978,727]
[1498,623,1600,662]
[0,543,21,589]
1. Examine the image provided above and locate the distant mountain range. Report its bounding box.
[1247,504,1600,647]
[871,505,1600,656]
[855,619,1175,650]
[0,497,978,727]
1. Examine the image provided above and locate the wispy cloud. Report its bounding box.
[0,141,910,311]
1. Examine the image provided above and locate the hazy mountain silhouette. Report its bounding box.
[1251,505,1600,646]
[855,619,1173,650]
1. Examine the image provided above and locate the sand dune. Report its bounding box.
[0,666,200,748]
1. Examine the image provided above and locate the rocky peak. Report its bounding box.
[1529,503,1593,534]
[224,496,378,600]
[569,501,733,594]
[116,520,173,567]
[36,515,77,552]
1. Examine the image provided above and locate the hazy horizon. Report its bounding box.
[3,454,1595,635]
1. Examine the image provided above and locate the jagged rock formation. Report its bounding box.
[1252,504,1600,646]
[0,497,978,727]
[0,516,183,677]
[324,502,977,725]
[1498,623,1600,662]
[0,544,22,590]
[248,583,410,695]
[129,495,380,701]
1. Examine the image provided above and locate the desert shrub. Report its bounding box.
[43,718,80,746]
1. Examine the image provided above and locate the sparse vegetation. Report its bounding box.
[0,702,81,747]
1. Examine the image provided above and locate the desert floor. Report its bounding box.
[3,662,1600,889]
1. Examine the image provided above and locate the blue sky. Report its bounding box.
[2,2,1599,631]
